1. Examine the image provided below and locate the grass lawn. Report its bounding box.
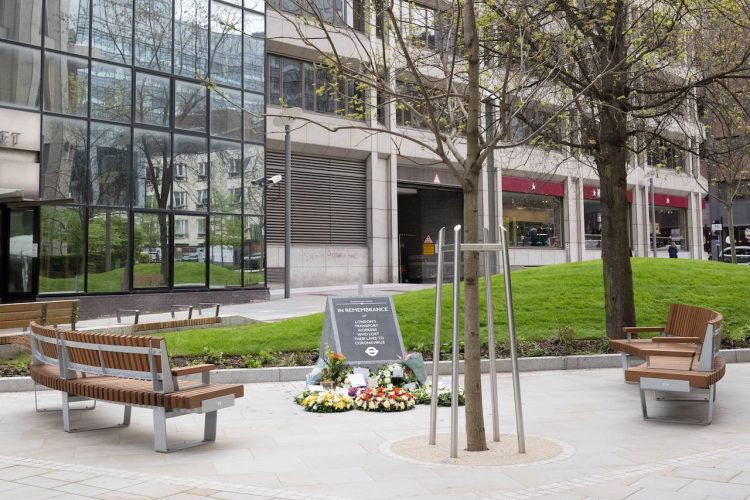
[162,258,750,357]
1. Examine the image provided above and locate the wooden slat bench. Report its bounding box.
[29,321,243,452]
[609,304,721,375]
[622,311,724,424]
[0,300,79,346]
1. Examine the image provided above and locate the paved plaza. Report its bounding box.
[1,363,750,499]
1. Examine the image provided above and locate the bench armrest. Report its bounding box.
[652,337,701,344]
[623,326,664,335]
[171,364,215,376]
[641,349,695,358]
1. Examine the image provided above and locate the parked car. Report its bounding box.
[720,246,750,264]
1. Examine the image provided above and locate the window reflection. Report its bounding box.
[40,205,85,294]
[135,72,171,127]
[87,209,129,292]
[0,0,42,45]
[44,52,88,117]
[45,0,89,55]
[175,79,206,131]
[173,134,208,211]
[92,0,133,64]
[0,42,41,110]
[133,212,169,287]
[135,0,172,71]
[90,122,131,206]
[502,192,563,248]
[210,215,242,288]
[211,88,242,139]
[243,10,264,92]
[134,129,171,208]
[210,1,243,87]
[243,215,265,286]
[175,0,208,78]
[174,215,207,286]
[42,116,87,203]
[243,92,264,143]
[210,141,242,214]
[243,144,264,215]
[91,62,132,123]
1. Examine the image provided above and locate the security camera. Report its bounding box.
[250,174,283,186]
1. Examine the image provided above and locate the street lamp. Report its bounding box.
[272,107,302,299]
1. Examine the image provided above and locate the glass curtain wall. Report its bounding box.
[0,0,266,294]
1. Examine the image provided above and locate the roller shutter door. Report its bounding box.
[266,152,367,245]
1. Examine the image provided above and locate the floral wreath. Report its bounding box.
[375,362,418,388]
[296,389,354,413]
[354,386,416,412]
[411,384,465,406]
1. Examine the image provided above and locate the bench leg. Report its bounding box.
[35,384,95,412]
[153,407,168,453]
[639,386,649,420]
[61,394,131,433]
[204,411,217,442]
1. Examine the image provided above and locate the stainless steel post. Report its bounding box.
[429,227,446,446]
[284,124,292,298]
[450,224,461,459]
[500,227,526,453]
[484,228,500,442]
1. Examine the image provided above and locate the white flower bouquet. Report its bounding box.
[354,386,416,412]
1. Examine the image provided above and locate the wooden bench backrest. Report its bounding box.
[30,322,175,392]
[29,322,62,368]
[664,303,719,340]
[0,300,78,330]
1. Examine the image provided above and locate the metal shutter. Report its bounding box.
[266,152,367,246]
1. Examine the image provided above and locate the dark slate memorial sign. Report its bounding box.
[320,296,406,365]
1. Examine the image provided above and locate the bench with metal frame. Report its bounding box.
[623,312,724,424]
[29,322,243,452]
[170,304,193,319]
[0,300,79,346]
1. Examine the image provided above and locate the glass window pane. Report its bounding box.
[0,0,42,45]
[243,11,264,92]
[91,0,132,64]
[655,207,687,250]
[39,205,85,294]
[90,122,131,207]
[243,92,264,143]
[175,0,209,78]
[8,208,35,293]
[0,42,41,109]
[91,62,132,123]
[174,215,206,286]
[316,66,334,113]
[210,1,242,87]
[502,192,563,248]
[44,52,88,117]
[303,62,315,111]
[243,143,264,215]
[45,0,90,55]
[42,116,87,203]
[210,215,241,288]
[135,72,171,127]
[243,215,264,286]
[269,55,280,105]
[175,79,206,131]
[583,200,602,249]
[281,58,301,107]
[87,209,128,292]
[135,0,172,71]
[210,87,242,139]
[133,212,168,288]
[245,0,265,13]
[134,129,171,208]
[173,134,208,211]
[210,140,242,214]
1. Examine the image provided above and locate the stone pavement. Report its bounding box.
[1,365,750,499]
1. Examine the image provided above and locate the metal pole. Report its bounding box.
[450,224,461,459]
[284,124,292,298]
[500,227,526,453]
[429,227,446,446]
[485,101,498,275]
[650,177,657,258]
[484,228,500,442]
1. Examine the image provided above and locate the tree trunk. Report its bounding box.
[728,204,736,263]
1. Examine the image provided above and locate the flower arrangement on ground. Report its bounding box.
[411,385,465,406]
[319,349,352,388]
[354,386,416,412]
[298,390,354,413]
[375,363,418,388]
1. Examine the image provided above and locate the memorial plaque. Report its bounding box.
[320,296,406,365]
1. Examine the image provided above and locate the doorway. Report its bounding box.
[397,184,463,283]
[1,206,38,302]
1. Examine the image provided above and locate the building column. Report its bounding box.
[688,191,704,259]
[367,153,398,283]
[565,176,584,262]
